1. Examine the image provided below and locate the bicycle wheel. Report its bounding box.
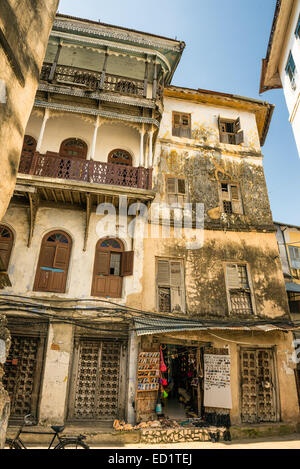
[55,439,89,449]
[5,438,23,449]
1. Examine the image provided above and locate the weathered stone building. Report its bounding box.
[0,0,58,448]
[1,14,299,441]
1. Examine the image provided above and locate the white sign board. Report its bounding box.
[0,339,6,364]
[204,354,232,409]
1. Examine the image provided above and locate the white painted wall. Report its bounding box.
[278,0,300,156]
[159,96,261,152]
[1,205,144,303]
[25,113,142,166]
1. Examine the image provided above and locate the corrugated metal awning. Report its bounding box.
[134,317,297,336]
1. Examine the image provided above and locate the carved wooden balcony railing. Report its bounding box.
[19,152,153,190]
[40,63,145,98]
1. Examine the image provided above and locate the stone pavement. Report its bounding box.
[5,433,300,449]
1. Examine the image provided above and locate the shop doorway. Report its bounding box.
[160,344,204,419]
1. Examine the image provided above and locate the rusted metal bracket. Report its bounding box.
[83,193,91,252]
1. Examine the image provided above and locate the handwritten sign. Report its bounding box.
[204,354,232,409]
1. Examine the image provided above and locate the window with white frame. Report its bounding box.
[219,182,243,215]
[225,263,254,315]
[285,52,297,90]
[156,258,185,313]
[288,245,300,276]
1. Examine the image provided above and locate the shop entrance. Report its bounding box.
[160,344,204,419]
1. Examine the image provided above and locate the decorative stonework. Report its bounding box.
[140,427,228,444]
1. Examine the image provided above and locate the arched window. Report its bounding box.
[92,238,134,298]
[0,225,14,271]
[108,149,132,166]
[34,231,72,293]
[59,138,88,159]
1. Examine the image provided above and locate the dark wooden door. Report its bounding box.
[241,348,278,423]
[68,340,122,421]
[3,335,45,420]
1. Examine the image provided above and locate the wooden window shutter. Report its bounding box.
[226,264,240,288]
[170,261,185,312]
[53,245,69,270]
[0,243,10,271]
[178,179,186,195]
[120,251,134,276]
[94,251,110,276]
[235,131,244,145]
[157,259,170,285]
[231,185,243,215]
[167,177,177,194]
[170,261,182,287]
[39,245,56,268]
[234,117,241,133]
[173,113,181,127]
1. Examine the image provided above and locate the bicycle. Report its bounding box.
[5,414,89,449]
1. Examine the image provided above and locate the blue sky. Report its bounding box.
[58,0,300,225]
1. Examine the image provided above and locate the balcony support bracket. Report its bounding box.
[83,193,91,252]
[27,190,39,248]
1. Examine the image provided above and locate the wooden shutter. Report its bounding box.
[39,245,56,267]
[234,117,241,133]
[167,177,177,194]
[170,261,185,312]
[157,259,170,285]
[178,179,186,195]
[53,245,69,269]
[226,264,240,288]
[94,251,110,276]
[235,131,244,145]
[230,185,243,214]
[0,242,10,271]
[120,251,134,277]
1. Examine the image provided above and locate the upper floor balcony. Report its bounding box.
[40,63,163,102]
[18,150,152,191]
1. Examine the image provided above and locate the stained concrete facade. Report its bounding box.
[1,14,299,438]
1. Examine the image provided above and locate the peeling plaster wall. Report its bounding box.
[153,97,273,232]
[38,323,73,424]
[142,229,289,318]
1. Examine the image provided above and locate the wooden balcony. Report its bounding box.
[40,63,146,98]
[19,152,152,191]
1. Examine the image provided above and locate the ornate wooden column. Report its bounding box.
[100,49,109,89]
[48,41,62,82]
